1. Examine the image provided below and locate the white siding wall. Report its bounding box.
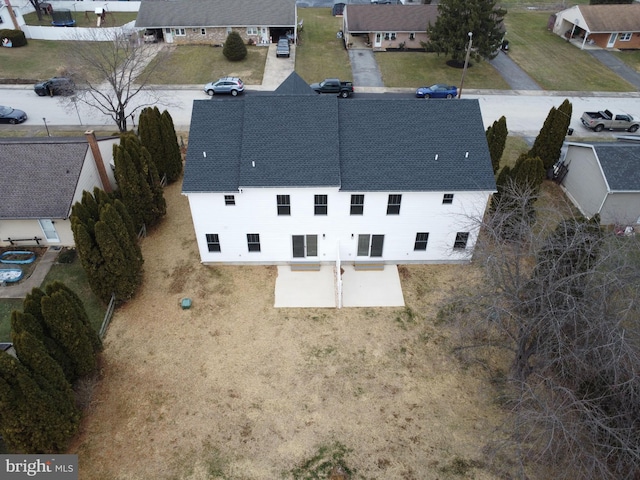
[186,187,491,265]
[561,145,608,218]
[601,192,640,225]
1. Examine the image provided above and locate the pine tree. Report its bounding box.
[138,107,166,179]
[528,100,573,171]
[160,109,183,183]
[426,0,507,63]
[223,31,247,61]
[41,290,97,379]
[486,116,508,174]
[0,352,76,453]
[114,134,165,231]
[70,189,142,304]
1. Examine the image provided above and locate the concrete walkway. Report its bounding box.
[0,247,58,299]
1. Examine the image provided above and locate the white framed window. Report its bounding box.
[386,194,402,215]
[175,28,186,36]
[201,28,206,35]
[206,234,221,252]
[620,32,632,41]
[454,232,469,250]
[224,195,235,206]
[277,195,291,215]
[247,27,258,35]
[247,234,261,252]
[226,27,232,34]
[384,32,396,41]
[409,32,415,41]
[414,233,429,251]
[442,193,454,204]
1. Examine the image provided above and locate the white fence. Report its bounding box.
[9,1,141,40]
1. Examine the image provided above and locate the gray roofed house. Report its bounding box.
[342,4,439,50]
[559,141,640,225]
[0,134,119,247]
[135,0,297,46]
[274,72,318,95]
[182,74,496,266]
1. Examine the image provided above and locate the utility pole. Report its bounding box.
[458,32,473,99]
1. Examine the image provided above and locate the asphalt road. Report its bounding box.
[1,85,638,139]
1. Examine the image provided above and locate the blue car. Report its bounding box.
[415,84,458,99]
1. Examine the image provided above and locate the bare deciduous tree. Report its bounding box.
[66,29,169,132]
[447,181,640,479]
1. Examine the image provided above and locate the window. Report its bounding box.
[620,32,632,41]
[409,32,415,41]
[206,234,221,252]
[201,28,206,35]
[165,28,171,34]
[387,194,402,215]
[357,234,384,257]
[192,28,198,33]
[247,27,258,35]
[224,195,235,206]
[443,193,454,204]
[277,195,291,215]
[414,232,429,251]
[175,28,186,36]
[292,235,318,257]
[350,195,364,215]
[247,234,261,252]
[314,195,328,215]
[453,232,469,250]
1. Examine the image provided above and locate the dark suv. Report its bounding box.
[34,77,75,97]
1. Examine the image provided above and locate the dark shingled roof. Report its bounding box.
[135,0,296,29]
[345,4,439,33]
[594,143,640,191]
[274,72,318,95]
[183,95,495,194]
[0,138,88,219]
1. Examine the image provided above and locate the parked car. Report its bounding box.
[309,78,354,98]
[34,77,75,97]
[276,38,290,58]
[0,105,27,124]
[580,109,640,132]
[415,84,458,99]
[203,77,245,96]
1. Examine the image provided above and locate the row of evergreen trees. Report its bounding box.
[486,100,573,239]
[71,107,181,304]
[0,283,102,453]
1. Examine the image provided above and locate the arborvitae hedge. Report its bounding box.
[486,116,508,175]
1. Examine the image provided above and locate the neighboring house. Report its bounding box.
[0,132,119,247]
[558,140,640,225]
[182,72,496,266]
[135,0,297,45]
[342,4,438,50]
[552,4,640,50]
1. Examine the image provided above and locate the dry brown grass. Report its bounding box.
[70,181,506,479]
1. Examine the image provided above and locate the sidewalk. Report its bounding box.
[0,247,58,299]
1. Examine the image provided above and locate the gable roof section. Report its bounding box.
[345,4,438,33]
[578,5,640,33]
[0,138,88,219]
[135,0,296,29]
[274,72,317,95]
[593,143,640,191]
[183,95,495,194]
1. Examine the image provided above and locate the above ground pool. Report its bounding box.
[0,268,23,283]
[0,250,36,264]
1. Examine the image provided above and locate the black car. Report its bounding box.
[0,105,27,124]
[34,77,75,97]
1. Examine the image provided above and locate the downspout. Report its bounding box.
[85,130,113,193]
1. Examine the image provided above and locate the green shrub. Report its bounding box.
[223,31,247,61]
[0,29,27,48]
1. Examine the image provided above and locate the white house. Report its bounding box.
[558,140,640,226]
[0,132,119,247]
[182,73,496,266]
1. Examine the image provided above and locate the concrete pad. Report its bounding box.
[274,264,405,308]
[341,264,405,307]
[274,265,336,308]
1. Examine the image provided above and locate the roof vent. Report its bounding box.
[465,151,469,159]
[252,161,255,168]
[203,151,206,158]
[435,154,438,161]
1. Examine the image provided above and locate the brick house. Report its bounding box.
[135,0,297,46]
